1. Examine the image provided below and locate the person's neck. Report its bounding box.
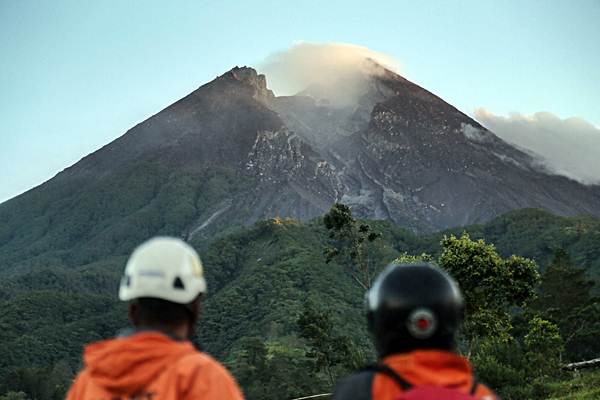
[169,324,189,339]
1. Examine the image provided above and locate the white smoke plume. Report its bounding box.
[258,42,401,106]
[475,108,600,185]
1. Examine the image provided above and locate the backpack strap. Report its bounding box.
[469,379,479,395]
[362,364,413,391]
[365,365,482,397]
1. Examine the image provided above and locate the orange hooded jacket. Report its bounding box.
[66,331,244,400]
[372,350,496,400]
[333,350,497,400]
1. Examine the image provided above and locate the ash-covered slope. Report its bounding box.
[267,62,600,231]
[1,63,599,272]
[326,67,600,230]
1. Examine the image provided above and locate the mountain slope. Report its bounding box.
[311,66,600,230]
[1,63,599,273]
[0,67,338,273]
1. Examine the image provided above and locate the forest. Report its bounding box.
[0,207,599,399]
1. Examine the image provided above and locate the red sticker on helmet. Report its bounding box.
[407,308,437,339]
[416,318,429,330]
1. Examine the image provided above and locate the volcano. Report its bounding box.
[1,62,599,272]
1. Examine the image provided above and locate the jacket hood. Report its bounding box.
[383,350,474,388]
[84,331,197,394]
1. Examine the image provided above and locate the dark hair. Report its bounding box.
[135,297,197,328]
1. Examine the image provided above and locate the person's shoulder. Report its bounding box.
[332,370,375,400]
[176,350,238,382]
[175,350,244,399]
[65,369,92,399]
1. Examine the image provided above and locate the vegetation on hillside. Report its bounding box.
[419,208,600,280]
[0,164,247,275]
[0,208,599,399]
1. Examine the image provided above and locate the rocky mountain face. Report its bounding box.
[321,68,600,230]
[1,63,599,271]
[258,63,600,231]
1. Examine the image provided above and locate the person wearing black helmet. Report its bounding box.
[332,262,497,400]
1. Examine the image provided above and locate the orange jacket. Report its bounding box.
[372,350,496,400]
[66,331,244,400]
[333,350,497,400]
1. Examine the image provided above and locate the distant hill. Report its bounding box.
[416,208,600,279]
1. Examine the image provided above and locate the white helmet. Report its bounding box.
[119,236,207,304]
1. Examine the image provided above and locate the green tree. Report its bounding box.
[231,338,272,400]
[297,301,363,385]
[0,392,29,400]
[470,336,531,398]
[231,337,324,400]
[524,316,564,377]
[393,252,433,264]
[531,248,600,361]
[323,203,381,289]
[439,233,540,341]
[1,361,72,400]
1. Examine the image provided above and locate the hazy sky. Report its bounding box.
[1,0,599,202]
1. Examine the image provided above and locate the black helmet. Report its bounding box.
[366,262,464,358]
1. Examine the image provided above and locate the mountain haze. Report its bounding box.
[1,62,599,273]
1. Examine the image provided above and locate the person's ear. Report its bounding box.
[185,297,202,339]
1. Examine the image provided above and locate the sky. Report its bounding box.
[1,0,599,202]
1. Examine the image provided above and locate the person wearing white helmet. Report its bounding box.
[66,236,244,400]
